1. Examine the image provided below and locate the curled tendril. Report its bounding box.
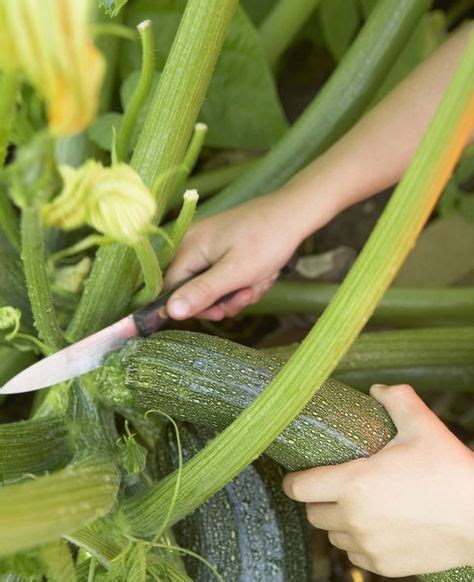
[0,306,21,341]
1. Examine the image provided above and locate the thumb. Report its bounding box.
[166,256,246,320]
[370,383,435,437]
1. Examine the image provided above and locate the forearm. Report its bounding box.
[283,22,474,239]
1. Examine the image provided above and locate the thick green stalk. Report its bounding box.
[21,204,65,350]
[116,19,155,161]
[196,0,431,220]
[68,0,239,340]
[260,0,321,67]
[0,72,18,165]
[266,327,474,392]
[0,415,72,483]
[0,456,120,556]
[244,281,474,327]
[123,33,474,537]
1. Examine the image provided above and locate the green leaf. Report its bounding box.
[241,0,276,26]
[319,0,361,61]
[87,112,123,151]
[394,215,474,288]
[122,1,288,150]
[358,0,379,18]
[99,0,129,17]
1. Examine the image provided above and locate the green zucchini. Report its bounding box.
[102,330,396,471]
[159,422,310,581]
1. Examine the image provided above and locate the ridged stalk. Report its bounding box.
[123,30,474,558]
[68,0,239,341]
[195,0,431,220]
[245,281,474,327]
[260,0,321,67]
[267,327,474,392]
[0,456,120,556]
[0,415,72,483]
[21,204,65,350]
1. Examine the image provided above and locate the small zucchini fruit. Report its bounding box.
[102,330,396,471]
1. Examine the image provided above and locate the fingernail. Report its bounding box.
[168,298,189,318]
[370,383,388,390]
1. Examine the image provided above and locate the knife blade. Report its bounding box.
[1,253,298,395]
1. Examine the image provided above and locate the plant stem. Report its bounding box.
[158,190,199,269]
[133,236,163,307]
[164,123,208,214]
[184,157,258,200]
[0,72,18,165]
[260,0,321,67]
[244,281,474,327]
[0,415,71,483]
[68,0,239,341]
[0,183,20,251]
[116,20,155,162]
[123,31,474,535]
[21,204,66,350]
[0,456,120,556]
[195,0,431,220]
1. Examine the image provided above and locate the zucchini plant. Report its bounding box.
[0,0,472,580]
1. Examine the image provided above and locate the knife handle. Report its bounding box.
[132,252,298,337]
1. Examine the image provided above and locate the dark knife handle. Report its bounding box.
[132,252,298,337]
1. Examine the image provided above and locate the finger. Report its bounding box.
[328,531,360,552]
[166,256,246,320]
[305,502,345,531]
[347,552,372,571]
[164,241,209,290]
[196,289,253,320]
[248,275,277,304]
[283,461,363,503]
[369,383,435,436]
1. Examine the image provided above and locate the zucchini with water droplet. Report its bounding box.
[102,330,396,471]
[159,422,310,581]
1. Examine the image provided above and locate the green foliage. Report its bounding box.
[99,0,130,17]
[319,0,361,61]
[438,145,474,220]
[121,1,288,150]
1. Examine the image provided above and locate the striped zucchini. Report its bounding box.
[159,422,310,581]
[102,330,396,471]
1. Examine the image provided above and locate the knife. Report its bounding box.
[1,254,298,395]
[0,285,237,395]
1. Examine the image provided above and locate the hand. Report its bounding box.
[165,192,309,320]
[283,384,474,577]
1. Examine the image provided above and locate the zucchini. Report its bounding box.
[159,422,310,581]
[103,331,396,471]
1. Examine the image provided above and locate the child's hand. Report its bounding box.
[283,384,474,577]
[165,192,313,320]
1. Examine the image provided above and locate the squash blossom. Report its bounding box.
[43,163,157,245]
[0,0,105,136]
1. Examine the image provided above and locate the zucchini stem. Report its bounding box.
[116,20,155,162]
[21,204,66,351]
[133,236,163,307]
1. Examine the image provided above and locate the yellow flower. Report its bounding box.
[0,0,105,136]
[43,162,157,246]
[42,161,104,230]
[86,164,157,245]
